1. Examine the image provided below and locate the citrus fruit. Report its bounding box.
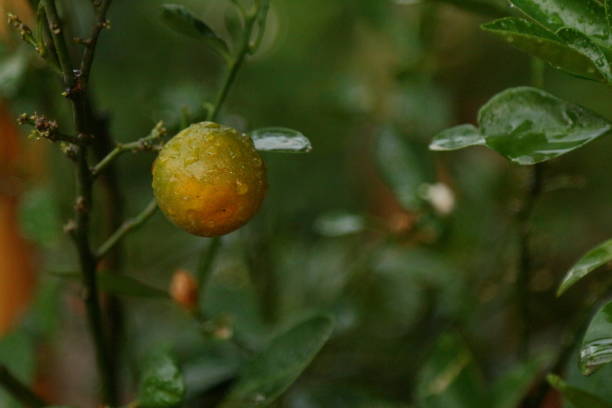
[152,122,267,237]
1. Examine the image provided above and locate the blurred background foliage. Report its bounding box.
[1,0,612,407]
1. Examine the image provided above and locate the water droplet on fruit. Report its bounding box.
[236,179,249,195]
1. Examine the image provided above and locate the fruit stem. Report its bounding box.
[96,198,158,260]
[91,121,166,178]
[209,4,262,121]
[0,365,47,408]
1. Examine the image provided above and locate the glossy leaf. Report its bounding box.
[377,128,433,210]
[556,27,612,82]
[415,333,487,408]
[547,374,612,408]
[138,352,185,408]
[161,4,229,58]
[429,124,484,151]
[250,127,312,153]
[482,17,607,82]
[219,315,334,408]
[98,272,170,299]
[431,87,612,164]
[580,301,612,375]
[478,87,611,164]
[557,238,612,296]
[510,0,610,47]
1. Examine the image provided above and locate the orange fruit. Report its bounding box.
[152,122,267,237]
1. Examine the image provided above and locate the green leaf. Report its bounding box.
[547,374,612,408]
[415,333,487,408]
[98,272,170,299]
[138,352,185,408]
[481,17,607,82]
[556,27,612,82]
[431,87,612,164]
[219,315,335,408]
[160,4,230,59]
[430,124,484,151]
[580,301,612,375]
[377,128,434,210]
[250,127,312,153]
[479,87,611,164]
[510,0,610,47]
[557,238,612,296]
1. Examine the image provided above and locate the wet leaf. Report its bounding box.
[557,238,612,296]
[481,17,607,82]
[479,87,610,164]
[138,352,185,408]
[161,4,229,59]
[580,301,612,375]
[219,315,334,408]
[430,124,484,151]
[547,374,612,408]
[431,87,612,164]
[250,127,312,153]
[556,27,612,82]
[510,0,610,48]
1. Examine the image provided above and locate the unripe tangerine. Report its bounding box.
[152,122,267,237]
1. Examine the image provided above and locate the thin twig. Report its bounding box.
[80,0,113,83]
[91,121,166,177]
[0,365,46,408]
[96,198,158,259]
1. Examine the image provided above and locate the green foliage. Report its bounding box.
[220,315,334,408]
[160,4,230,59]
[557,238,612,296]
[250,127,313,153]
[481,18,608,82]
[138,352,186,408]
[580,301,612,376]
[431,87,611,164]
[547,374,612,408]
